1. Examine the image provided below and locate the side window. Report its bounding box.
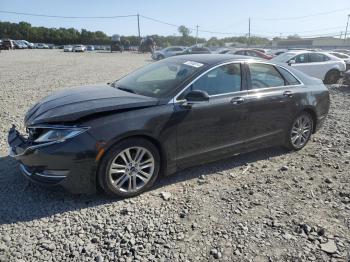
[248,63,285,89]
[246,50,258,57]
[235,50,245,55]
[179,63,242,98]
[309,53,330,62]
[173,47,183,51]
[294,54,309,63]
[277,67,301,85]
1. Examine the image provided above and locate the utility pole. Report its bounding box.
[248,17,251,47]
[137,13,141,38]
[340,31,343,39]
[344,14,350,44]
[195,25,199,45]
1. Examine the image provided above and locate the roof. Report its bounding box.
[167,54,253,65]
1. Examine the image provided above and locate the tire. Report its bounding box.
[157,54,165,60]
[324,70,340,85]
[285,112,314,151]
[98,138,160,197]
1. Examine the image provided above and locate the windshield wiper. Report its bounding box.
[117,86,137,94]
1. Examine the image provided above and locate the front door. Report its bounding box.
[174,62,250,166]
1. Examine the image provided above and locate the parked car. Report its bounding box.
[0,39,14,50]
[20,40,35,49]
[139,36,156,53]
[178,46,211,55]
[328,51,350,71]
[36,43,49,49]
[73,45,86,52]
[274,50,286,56]
[13,40,27,49]
[271,51,346,84]
[229,49,273,60]
[8,54,330,197]
[64,45,73,52]
[333,49,350,56]
[151,46,186,60]
[216,48,231,54]
[87,45,95,51]
[252,48,267,54]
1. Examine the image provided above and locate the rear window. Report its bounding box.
[248,63,285,89]
[309,53,330,62]
[277,67,301,85]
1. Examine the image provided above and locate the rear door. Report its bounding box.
[306,53,332,80]
[244,62,300,147]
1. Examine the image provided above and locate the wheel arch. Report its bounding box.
[324,67,340,80]
[95,133,168,186]
[299,107,317,134]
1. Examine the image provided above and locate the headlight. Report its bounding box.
[34,127,88,143]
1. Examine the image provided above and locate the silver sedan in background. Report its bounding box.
[151,46,186,60]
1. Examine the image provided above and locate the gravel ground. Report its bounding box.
[0,50,349,262]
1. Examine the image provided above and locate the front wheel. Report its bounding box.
[98,138,160,197]
[285,112,313,150]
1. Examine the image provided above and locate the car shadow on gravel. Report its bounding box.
[0,156,116,225]
[156,146,289,190]
[0,146,288,225]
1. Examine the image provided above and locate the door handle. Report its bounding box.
[283,91,293,98]
[230,97,245,104]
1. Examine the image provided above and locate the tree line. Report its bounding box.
[0,21,272,47]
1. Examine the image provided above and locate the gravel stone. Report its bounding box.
[320,240,337,254]
[160,191,171,201]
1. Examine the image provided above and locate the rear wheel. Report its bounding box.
[98,138,160,197]
[157,54,165,60]
[324,70,340,84]
[285,112,313,150]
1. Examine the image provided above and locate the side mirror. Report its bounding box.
[288,59,296,66]
[185,90,209,102]
[181,90,209,109]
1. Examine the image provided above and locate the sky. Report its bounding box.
[1,0,350,39]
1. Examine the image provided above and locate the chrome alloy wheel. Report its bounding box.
[290,114,313,148]
[108,147,155,193]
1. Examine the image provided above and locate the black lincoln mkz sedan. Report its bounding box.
[8,54,330,197]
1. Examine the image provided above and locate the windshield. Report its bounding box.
[271,52,297,63]
[113,60,205,98]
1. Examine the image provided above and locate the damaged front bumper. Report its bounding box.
[8,125,99,194]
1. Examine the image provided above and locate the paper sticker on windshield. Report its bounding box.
[183,61,203,68]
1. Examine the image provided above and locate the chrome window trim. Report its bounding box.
[246,61,304,88]
[275,64,303,86]
[170,60,248,103]
[169,60,304,104]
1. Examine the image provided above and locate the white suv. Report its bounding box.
[271,51,346,84]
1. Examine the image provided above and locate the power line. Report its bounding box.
[254,7,350,21]
[253,26,345,35]
[0,10,137,19]
[1,9,349,39]
[140,15,181,28]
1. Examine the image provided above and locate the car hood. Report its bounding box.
[25,85,159,126]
